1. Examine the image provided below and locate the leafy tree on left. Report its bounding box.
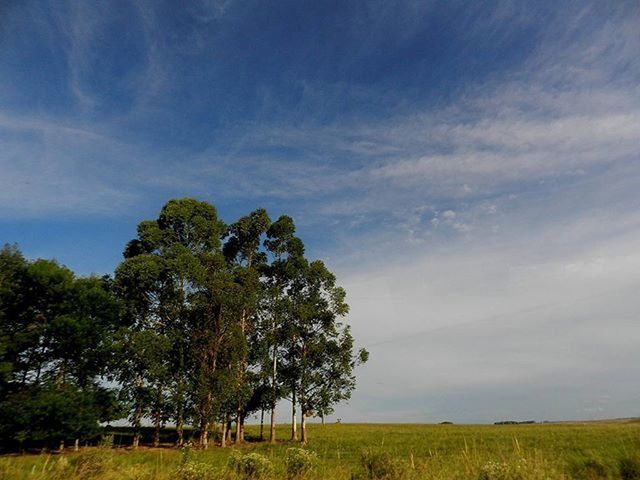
[0,244,124,451]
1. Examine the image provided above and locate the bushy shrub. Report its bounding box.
[478,460,523,480]
[569,459,608,480]
[176,446,220,480]
[176,461,219,480]
[620,457,640,480]
[228,451,273,480]
[355,449,405,480]
[285,447,318,479]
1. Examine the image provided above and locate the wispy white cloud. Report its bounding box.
[0,113,144,217]
[2,0,640,422]
[3,1,637,225]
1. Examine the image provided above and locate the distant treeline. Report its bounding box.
[494,421,537,425]
[0,198,368,452]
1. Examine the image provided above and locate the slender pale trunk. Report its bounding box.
[225,417,232,443]
[299,382,308,444]
[198,391,213,448]
[132,405,142,449]
[233,415,245,443]
[235,253,255,445]
[173,280,188,447]
[74,439,79,451]
[132,376,144,449]
[301,410,308,444]
[221,416,228,448]
[152,385,164,448]
[270,341,278,443]
[152,404,161,446]
[270,402,277,443]
[235,415,242,444]
[153,421,161,447]
[176,403,184,447]
[132,433,140,449]
[199,419,209,449]
[291,388,297,441]
[259,409,265,441]
[58,439,65,452]
[235,305,249,445]
[175,378,185,446]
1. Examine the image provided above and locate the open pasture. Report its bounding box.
[1,421,639,479]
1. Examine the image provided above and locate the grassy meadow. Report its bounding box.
[1,421,640,480]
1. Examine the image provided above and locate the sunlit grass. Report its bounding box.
[1,421,639,479]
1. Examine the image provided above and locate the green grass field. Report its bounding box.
[2,421,640,479]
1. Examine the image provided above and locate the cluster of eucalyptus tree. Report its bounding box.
[113,198,368,448]
[0,198,366,452]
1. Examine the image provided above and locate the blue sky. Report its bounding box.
[2,0,640,423]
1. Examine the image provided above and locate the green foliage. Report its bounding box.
[355,449,405,480]
[228,451,273,480]
[1,197,367,450]
[281,257,364,441]
[284,447,318,479]
[0,383,109,448]
[0,244,122,450]
[177,461,220,480]
[478,460,530,480]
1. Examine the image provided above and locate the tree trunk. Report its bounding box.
[132,377,143,449]
[153,403,161,447]
[221,416,227,448]
[132,408,142,450]
[235,305,248,445]
[224,413,231,443]
[74,439,79,452]
[291,388,297,441]
[153,422,161,448]
[199,419,209,449]
[270,342,278,443]
[240,414,245,442]
[176,401,184,447]
[301,410,307,444]
[58,439,65,452]
[235,414,242,444]
[270,402,277,443]
[259,409,264,441]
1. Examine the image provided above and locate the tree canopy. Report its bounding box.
[0,198,367,451]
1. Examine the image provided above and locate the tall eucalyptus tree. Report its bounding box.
[223,209,270,443]
[261,215,305,443]
[283,259,368,443]
[115,199,224,447]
